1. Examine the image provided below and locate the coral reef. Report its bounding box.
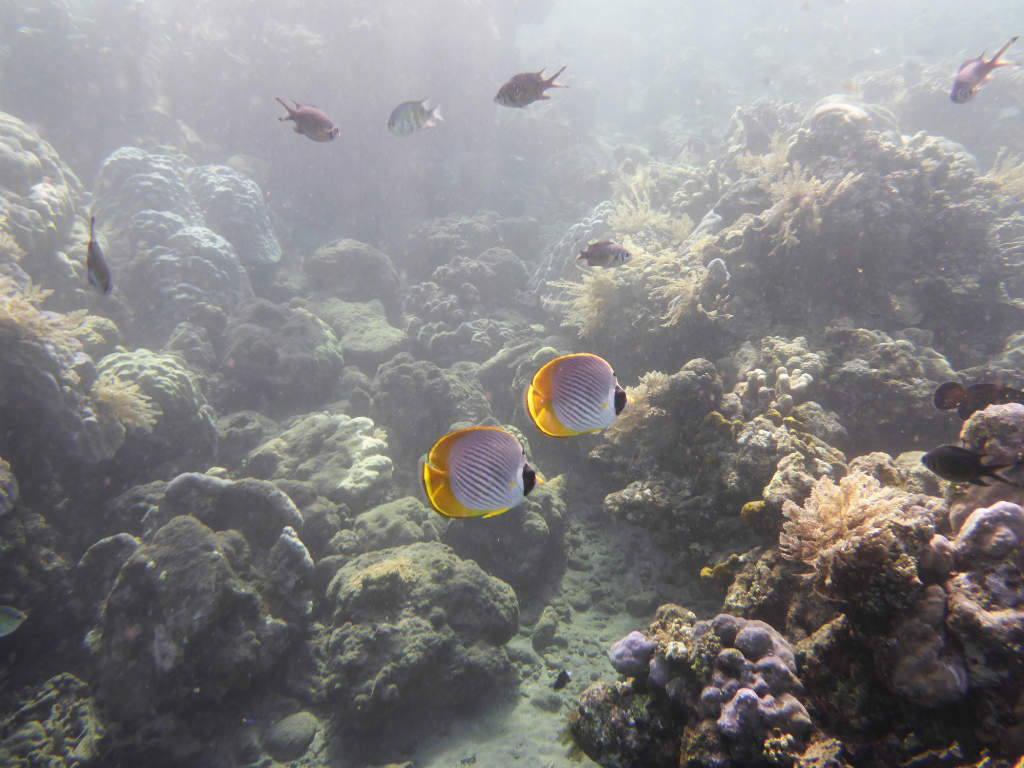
[87,515,293,758]
[304,238,401,319]
[220,297,345,415]
[1,277,125,469]
[91,147,262,345]
[302,542,519,753]
[607,631,656,677]
[96,349,217,479]
[0,674,105,765]
[185,164,282,271]
[0,112,83,277]
[7,23,1024,766]
[574,611,812,768]
[245,411,394,511]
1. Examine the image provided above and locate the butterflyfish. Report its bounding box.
[422,426,538,519]
[526,353,628,438]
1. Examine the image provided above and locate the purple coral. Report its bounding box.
[698,614,812,745]
[951,501,1024,564]
[607,630,656,677]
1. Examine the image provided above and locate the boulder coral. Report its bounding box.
[244,411,393,510]
[88,516,293,752]
[220,297,345,415]
[303,542,519,750]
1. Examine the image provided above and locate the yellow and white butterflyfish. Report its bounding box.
[526,353,628,438]
[421,426,538,519]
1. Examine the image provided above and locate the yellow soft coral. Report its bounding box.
[546,270,620,338]
[985,147,1024,199]
[0,276,87,357]
[779,471,906,589]
[91,374,160,433]
[605,370,670,443]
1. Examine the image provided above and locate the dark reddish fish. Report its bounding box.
[494,66,567,108]
[950,36,1018,103]
[934,381,1024,419]
[275,97,340,141]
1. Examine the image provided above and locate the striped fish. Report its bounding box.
[422,426,538,518]
[526,353,628,437]
[387,99,443,136]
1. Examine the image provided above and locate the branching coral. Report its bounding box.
[0,276,87,358]
[545,270,621,338]
[91,374,160,433]
[761,163,861,244]
[779,471,905,588]
[734,132,791,179]
[605,370,670,443]
[608,165,693,244]
[0,212,25,262]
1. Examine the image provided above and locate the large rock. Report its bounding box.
[307,542,519,741]
[221,298,345,415]
[245,411,393,509]
[304,238,401,319]
[90,516,291,725]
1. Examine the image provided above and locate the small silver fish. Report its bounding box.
[387,99,443,136]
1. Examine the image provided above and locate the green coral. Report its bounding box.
[688,629,723,683]
[741,499,768,525]
[701,552,744,583]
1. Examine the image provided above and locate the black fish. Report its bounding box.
[933,381,1024,420]
[86,217,112,294]
[576,241,632,268]
[494,66,567,108]
[950,36,1017,103]
[553,669,572,690]
[921,444,1019,486]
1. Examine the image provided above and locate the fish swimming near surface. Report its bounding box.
[275,97,340,141]
[0,605,27,638]
[86,216,112,294]
[388,99,444,136]
[950,36,1018,103]
[934,381,1024,419]
[576,240,632,268]
[921,444,1021,486]
[526,353,628,438]
[494,66,567,108]
[422,426,538,519]
[553,669,572,690]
